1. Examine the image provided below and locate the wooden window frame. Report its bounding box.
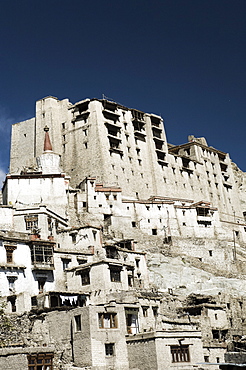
[171,345,190,363]
[99,313,118,329]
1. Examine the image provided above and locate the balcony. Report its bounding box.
[153,136,164,145]
[31,244,54,271]
[152,128,162,138]
[72,110,90,122]
[103,109,120,121]
[150,115,162,127]
[105,121,121,130]
[131,109,145,123]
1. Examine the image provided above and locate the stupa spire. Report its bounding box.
[44,126,53,152]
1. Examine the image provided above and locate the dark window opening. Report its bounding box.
[62,258,71,270]
[152,128,162,138]
[7,295,16,313]
[71,233,77,243]
[196,207,209,216]
[104,214,112,223]
[152,229,157,235]
[106,246,119,259]
[197,220,212,226]
[77,258,87,265]
[38,279,46,294]
[204,356,209,363]
[105,343,115,356]
[110,267,121,282]
[171,345,190,363]
[132,221,136,228]
[220,163,228,172]
[182,157,190,168]
[75,315,82,331]
[212,329,228,341]
[81,269,90,285]
[150,115,161,127]
[142,307,148,317]
[102,100,117,112]
[128,273,133,287]
[152,307,158,318]
[77,101,89,113]
[118,240,134,250]
[164,236,172,244]
[31,296,38,308]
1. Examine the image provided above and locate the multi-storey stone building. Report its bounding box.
[1,96,246,369]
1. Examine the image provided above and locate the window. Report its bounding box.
[105,343,115,356]
[7,276,17,292]
[152,229,157,235]
[81,269,90,285]
[118,240,133,250]
[142,307,148,317]
[99,313,117,329]
[31,296,38,308]
[62,258,71,270]
[7,296,16,312]
[28,353,53,370]
[204,356,209,362]
[75,315,81,331]
[71,233,76,243]
[171,345,190,363]
[31,245,53,266]
[92,230,97,240]
[5,245,16,263]
[152,307,158,318]
[110,267,121,282]
[106,246,119,259]
[38,279,46,293]
[128,271,133,287]
[125,309,139,334]
[25,214,38,231]
[131,221,136,228]
[77,258,87,265]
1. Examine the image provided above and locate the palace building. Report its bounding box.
[1,96,246,369]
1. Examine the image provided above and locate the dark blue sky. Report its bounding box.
[0,0,245,178]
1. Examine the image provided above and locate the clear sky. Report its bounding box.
[0,0,245,181]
